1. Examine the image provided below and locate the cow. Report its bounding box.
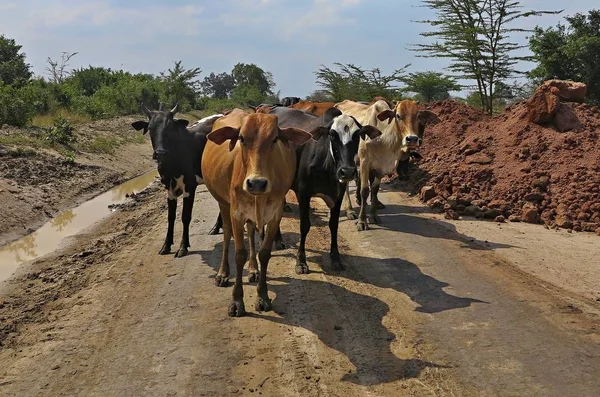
[131,105,222,256]
[281,96,301,106]
[268,106,381,273]
[335,99,440,230]
[202,109,312,316]
[290,100,337,116]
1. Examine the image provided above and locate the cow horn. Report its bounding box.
[141,103,152,118]
[170,103,179,115]
[158,102,164,111]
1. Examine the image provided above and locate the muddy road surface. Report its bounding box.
[1,183,599,396]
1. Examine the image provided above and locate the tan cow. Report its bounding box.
[335,99,440,230]
[290,100,337,116]
[202,109,312,316]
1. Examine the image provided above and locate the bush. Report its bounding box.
[45,116,76,146]
[0,83,34,127]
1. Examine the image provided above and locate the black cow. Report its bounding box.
[131,105,221,257]
[281,96,301,107]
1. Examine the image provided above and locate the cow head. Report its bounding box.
[376,100,440,151]
[131,104,189,177]
[207,113,312,195]
[311,108,381,183]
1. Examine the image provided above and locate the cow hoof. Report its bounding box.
[346,210,357,220]
[283,203,293,213]
[207,226,221,235]
[255,297,272,312]
[331,256,345,271]
[356,221,369,231]
[368,213,381,224]
[228,301,246,317]
[295,263,310,274]
[174,247,188,258]
[374,201,386,210]
[247,271,259,283]
[215,274,229,287]
[159,245,171,255]
[274,240,286,251]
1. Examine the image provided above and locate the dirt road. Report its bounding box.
[1,182,599,396]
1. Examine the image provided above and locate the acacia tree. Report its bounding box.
[159,61,202,110]
[411,0,560,114]
[400,71,460,102]
[315,62,409,102]
[46,52,78,84]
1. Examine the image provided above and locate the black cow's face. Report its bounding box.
[325,114,381,183]
[131,105,189,177]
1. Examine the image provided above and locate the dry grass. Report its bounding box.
[32,109,91,128]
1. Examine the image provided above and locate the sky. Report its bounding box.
[0,0,597,98]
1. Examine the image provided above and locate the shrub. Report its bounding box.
[45,116,76,146]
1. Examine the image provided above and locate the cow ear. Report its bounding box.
[308,126,328,141]
[279,127,312,146]
[349,115,363,129]
[131,121,149,134]
[207,126,240,152]
[418,110,440,125]
[377,110,396,124]
[174,119,189,128]
[359,125,381,140]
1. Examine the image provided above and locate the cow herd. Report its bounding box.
[131,97,440,317]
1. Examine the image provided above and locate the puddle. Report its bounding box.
[0,169,159,283]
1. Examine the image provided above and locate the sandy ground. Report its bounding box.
[0,180,598,396]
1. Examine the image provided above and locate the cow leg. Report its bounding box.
[369,177,383,224]
[283,197,293,213]
[215,202,231,287]
[371,172,385,210]
[246,221,259,283]
[295,194,311,274]
[343,184,357,220]
[256,214,281,312]
[175,189,195,258]
[329,195,344,271]
[229,216,247,317]
[159,197,177,255]
[356,164,370,231]
[273,226,286,250]
[208,212,222,235]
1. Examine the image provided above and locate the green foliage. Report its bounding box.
[200,72,235,99]
[305,90,333,101]
[400,71,460,102]
[0,34,32,88]
[412,1,560,114]
[45,116,76,146]
[159,61,201,111]
[0,83,34,127]
[315,63,409,102]
[529,10,600,105]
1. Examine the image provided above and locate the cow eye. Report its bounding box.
[239,136,245,144]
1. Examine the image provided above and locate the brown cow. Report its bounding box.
[290,100,337,116]
[202,109,312,316]
[335,99,440,230]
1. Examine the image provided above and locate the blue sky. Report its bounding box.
[1,0,597,98]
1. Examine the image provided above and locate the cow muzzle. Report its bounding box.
[403,135,421,149]
[337,166,357,182]
[245,177,270,195]
[153,149,169,163]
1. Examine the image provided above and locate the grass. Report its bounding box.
[7,147,37,157]
[32,109,91,128]
[0,134,49,148]
[84,132,146,154]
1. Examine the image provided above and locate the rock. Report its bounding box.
[522,204,539,224]
[527,89,559,124]
[488,200,508,209]
[554,214,573,229]
[596,228,600,237]
[524,192,545,202]
[494,215,506,223]
[541,80,587,103]
[581,222,598,232]
[573,225,582,232]
[446,195,458,209]
[467,153,493,164]
[577,212,590,221]
[484,209,502,219]
[420,186,436,202]
[554,103,582,132]
[464,205,482,217]
[508,215,522,222]
[444,209,460,220]
[533,176,550,191]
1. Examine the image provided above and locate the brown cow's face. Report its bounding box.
[378,100,440,151]
[207,113,312,196]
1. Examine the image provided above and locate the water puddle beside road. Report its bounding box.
[0,169,159,283]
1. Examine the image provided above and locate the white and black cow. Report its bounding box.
[132,104,222,257]
[272,106,381,273]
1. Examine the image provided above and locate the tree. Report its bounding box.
[400,71,460,102]
[229,63,275,104]
[411,1,560,115]
[200,72,235,99]
[159,61,202,110]
[0,34,32,88]
[529,10,600,105]
[46,52,78,84]
[315,63,409,102]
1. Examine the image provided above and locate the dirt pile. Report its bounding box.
[394,83,600,235]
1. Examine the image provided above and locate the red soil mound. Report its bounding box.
[393,90,600,235]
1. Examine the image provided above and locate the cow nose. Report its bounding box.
[339,166,357,180]
[246,178,269,194]
[154,149,168,160]
[405,135,419,144]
